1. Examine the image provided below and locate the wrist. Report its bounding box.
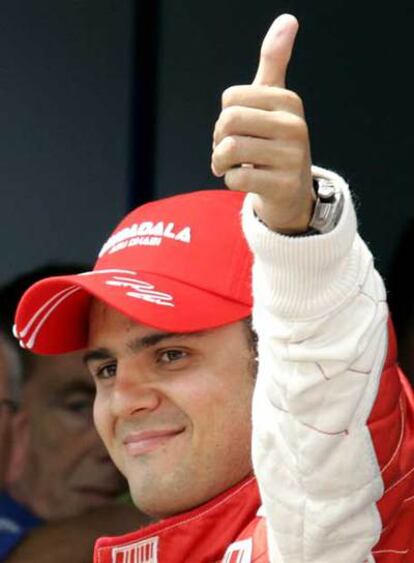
[252,189,315,234]
[253,176,344,236]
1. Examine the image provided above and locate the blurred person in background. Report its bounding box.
[0,334,26,489]
[0,333,31,558]
[0,265,149,562]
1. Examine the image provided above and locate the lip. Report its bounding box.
[123,428,185,456]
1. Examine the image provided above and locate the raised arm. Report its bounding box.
[212,14,414,563]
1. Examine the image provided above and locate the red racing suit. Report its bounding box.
[94,169,414,562]
[94,324,413,563]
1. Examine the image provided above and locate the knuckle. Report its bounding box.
[221,85,241,107]
[220,106,239,133]
[220,135,239,158]
[213,136,239,174]
[294,119,309,142]
[283,89,304,113]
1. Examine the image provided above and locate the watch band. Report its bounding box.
[253,176,345,237]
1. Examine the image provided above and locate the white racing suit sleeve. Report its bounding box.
[242,166,387,563]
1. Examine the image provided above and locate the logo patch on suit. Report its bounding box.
[111,536,159,563]
[223,538,253,563]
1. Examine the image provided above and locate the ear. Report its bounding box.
[5,410,29,485]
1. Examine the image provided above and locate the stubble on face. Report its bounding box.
[88,301,256,518]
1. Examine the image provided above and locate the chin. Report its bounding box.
[129,484,192,520]
[130,478,221,520]
[130,491,171,519]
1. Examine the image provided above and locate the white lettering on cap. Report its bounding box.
[99,221,192,258]
[105,276,175,307]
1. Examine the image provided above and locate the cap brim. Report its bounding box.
[14,269,251,354]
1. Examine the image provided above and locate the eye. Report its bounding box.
[94,362,117,380]
[62,397,94,425]
[158,349,188,364]
[65,398,93,414]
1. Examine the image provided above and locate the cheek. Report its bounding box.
[30,413,62,451]
[203,372,253,443]
[0,422,10,453]
[185,372,253,432]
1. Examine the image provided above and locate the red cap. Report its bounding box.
[14,190,253,354]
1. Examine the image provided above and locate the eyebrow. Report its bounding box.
[83,330,205,366]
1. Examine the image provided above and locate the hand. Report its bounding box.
[211,14,314,234]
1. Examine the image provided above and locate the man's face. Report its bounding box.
[0,338,26,488]
[87,301,255,518]
[13,351,127,520]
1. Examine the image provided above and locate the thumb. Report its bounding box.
[253,14,299,87]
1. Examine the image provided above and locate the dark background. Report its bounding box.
[1,0,413,284]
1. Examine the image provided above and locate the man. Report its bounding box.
[0,266,149,561]
[0,335,25,490]
[0,338,14,486]
[13,15,414,562]
[0,335,32,559]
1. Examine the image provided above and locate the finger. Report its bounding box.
[212,136,273,177]
[224,166,302,198]
[221,85,304,113]
[214,100,304,147]
[212,134,305,177]
[214,109,306,161]
[213,107,274,148]
[253,13,299,88]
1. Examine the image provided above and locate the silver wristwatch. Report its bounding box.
[308,177,344,234]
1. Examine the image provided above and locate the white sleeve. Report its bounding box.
[242,167,388,563]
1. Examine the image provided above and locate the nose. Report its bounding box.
[111,360,162,418]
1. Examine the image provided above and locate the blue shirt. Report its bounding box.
[0,492,41,560]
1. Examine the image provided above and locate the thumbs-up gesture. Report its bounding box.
[211,15,314,233]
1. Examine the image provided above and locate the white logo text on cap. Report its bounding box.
[99,222,191,258]
[105,276,175,307]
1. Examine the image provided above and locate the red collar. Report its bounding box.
[94,476,260,563]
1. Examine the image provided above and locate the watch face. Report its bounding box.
[310,178,344,234]
[318,179,336,200]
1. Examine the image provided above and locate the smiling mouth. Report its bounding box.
[123,429,185,456]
